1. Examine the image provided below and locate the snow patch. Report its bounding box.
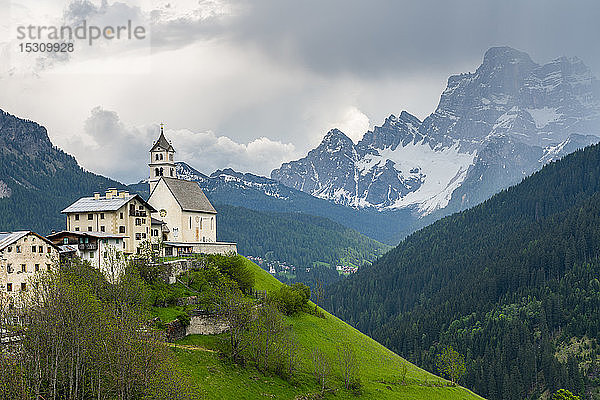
[527,107,561,129]
[356,141,476,215]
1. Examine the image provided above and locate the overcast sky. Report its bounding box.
[0,0,599,183]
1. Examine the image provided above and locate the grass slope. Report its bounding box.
[171,258,484,399]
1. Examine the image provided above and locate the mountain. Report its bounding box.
[130,161,417,244]
[0,109,127,234]
[272,47,600,217]
[324,142,600,399]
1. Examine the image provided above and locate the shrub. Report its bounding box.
[176,312,191,327]
[270,283,310,315]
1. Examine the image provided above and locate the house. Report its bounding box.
[0,231,60,305]
[47,231,127,277]
[61,189,156,255]
[147,127,236,257]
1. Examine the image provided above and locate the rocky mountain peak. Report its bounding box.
[271,47,600,217]
[481,46,536,69]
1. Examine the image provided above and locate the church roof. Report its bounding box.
[160,177,217,214]
[150,131,175,152]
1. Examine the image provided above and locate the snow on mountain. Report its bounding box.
[272,47,600,216]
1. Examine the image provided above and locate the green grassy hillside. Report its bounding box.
[168,258,484,399]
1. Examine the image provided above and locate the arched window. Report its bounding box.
[169,154,173,161]
[170,168,174,177]
[211,217,214,230]
[155,153,159,161]
[159,153,163,160]
[155,168,159,177]
[159,167,163,176]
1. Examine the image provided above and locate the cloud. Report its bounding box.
[64,107,299,183]
[329,106,370,143]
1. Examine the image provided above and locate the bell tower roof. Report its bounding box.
[150,123,175,153]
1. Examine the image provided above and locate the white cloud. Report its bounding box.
[64,107,299,183]
[329,106,370,143]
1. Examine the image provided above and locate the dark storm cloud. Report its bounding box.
[215,0,600,77]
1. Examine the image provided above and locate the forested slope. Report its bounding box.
[216,204,390,286]
[325,143,600,399]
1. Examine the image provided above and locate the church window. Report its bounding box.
[200,218,203,229]
[155,154,159,161]
[75,214,79,221]
[155,168,159,177]
[100,213,104,219]
[159,153,163,160]
[88,213,93,220]
[211,217,214,230]
[159,167,164,176]
[170,168,174,177]
[169,154,173,161]
[189,216,192,229]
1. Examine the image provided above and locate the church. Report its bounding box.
[59,125,236,262]
[147,125,236,257]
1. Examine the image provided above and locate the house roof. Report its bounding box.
[47,231,128,240]
[150,131,175,152]
[58,245,78,253]
[61,193,156,213]
[158,177,216,214]
[0,231,58,251]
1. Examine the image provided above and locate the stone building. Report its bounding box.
[0,231,59,305]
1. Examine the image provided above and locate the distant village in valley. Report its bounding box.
[0,126,237,307]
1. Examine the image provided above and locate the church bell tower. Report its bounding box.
[149,123,176,193]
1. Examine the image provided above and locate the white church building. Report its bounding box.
[147,126,237,257]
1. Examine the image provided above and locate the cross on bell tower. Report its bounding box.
[148,123,176,193]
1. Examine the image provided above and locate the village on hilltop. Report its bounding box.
[0,126,236,306]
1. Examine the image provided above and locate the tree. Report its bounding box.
[436,346,466,384]
[217,288,253,363]
[337,342,359,390]
[247,302,288,372]
[311,347,332,391]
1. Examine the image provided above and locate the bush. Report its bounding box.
[206,255,255,294]
[270,283,310,315]
[176,312,191,327]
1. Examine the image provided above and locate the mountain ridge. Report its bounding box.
[271,46,600,217]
